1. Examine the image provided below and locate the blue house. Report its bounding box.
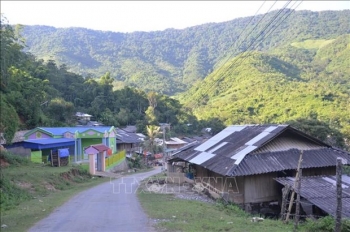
[21,126,117,163]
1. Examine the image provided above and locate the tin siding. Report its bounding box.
[244,173,279,203]
[302,167,336,176]
[253,133,325,154]
[225,176,244,204]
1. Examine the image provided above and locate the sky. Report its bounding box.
[1,1,349,33]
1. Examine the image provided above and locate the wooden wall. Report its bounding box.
[244,173,279,203]
[190,165,336,205]
[194,165,245,203]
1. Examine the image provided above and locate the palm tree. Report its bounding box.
[145,125,160,154]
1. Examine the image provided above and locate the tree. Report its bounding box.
[100,108,119,126]
[287,118,346,149]
[0,94,19,144]
[0,15,25,92]
[46,98,75,125]
[116,108,130,126]
[143,125,160,155]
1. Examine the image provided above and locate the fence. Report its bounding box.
[106,150,126,170]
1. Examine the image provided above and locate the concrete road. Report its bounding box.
[29,168,161,232]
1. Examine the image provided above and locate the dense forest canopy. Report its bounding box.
[20,10,350,95]
[178,35,350,148]
[1,9,349,150]
[0,15,224,144]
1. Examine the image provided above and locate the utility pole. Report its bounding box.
[285,150,303,223]
[335,158,343,232]
[162,125,166,165]
[294,169,302,231]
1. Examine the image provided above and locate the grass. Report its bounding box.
[138,192,295,232]
[291,39,335,50]
[137,175,350,232]
[0,152,109,231]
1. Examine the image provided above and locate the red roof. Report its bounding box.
[84,144,110,154]
[154,153,163,159]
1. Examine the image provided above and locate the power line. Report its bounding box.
[187,1,304,113]
[222,1,303,80]
[208,1,268,80]
[231,1,268,50]
[256,1,304,48]
[192,1,293,107]
[187,1,278,108]
[223,1,293,73]
[233,1,278,53]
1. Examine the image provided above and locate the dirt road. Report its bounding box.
[28,168,161,232]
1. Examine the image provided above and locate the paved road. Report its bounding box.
[29,168,161,232]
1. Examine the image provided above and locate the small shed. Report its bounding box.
[84,144,111,174]
[275,175,350,218]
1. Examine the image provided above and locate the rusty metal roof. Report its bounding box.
[275,175,350,218]
[170,124,347,177]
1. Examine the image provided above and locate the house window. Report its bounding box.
[36,132,42,138]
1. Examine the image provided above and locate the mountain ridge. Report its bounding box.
[19,9,350,95]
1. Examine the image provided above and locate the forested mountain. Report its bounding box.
[1,17,223,145]
[20,10,350,95]
[1,9,350,150]
[179,34,350,147]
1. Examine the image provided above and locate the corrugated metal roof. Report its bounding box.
[29,127,114,136]
[170,124,346,176]
[116,128,143,143]
[195,126,245,152]
[253,134,324,153]
[231,145,257,164]
[84,144,110,154]
[24,138,75,145]
[23,138,75,150]
[207,142,228,153]
[232,148,350,176]
[275,175,350,218]
[170,142,200,160]
[90,144,110,152]
[189,152,216,165]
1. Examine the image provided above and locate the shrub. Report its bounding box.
[302,216,350,232]
[0,151,30,166]
[0,174,32,211]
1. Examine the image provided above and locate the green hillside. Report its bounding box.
[19,10,350,95]
[1,11,349,149]
[179,35,350,143]
[291,39,335,50]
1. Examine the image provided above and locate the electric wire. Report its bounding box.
[206,1,268,84]
[187,1,278,108]
[190,1,290,107]
[222,0,303,81]
[222,1,293,76]
[189,1,303,112]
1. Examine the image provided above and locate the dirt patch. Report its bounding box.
[16,182,32,189]
[140,179,215,204]
[0,158,9,168]
[60,172,72,181]
[44,182,57,191]
[15,182,36,194]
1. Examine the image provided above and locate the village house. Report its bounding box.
[4,126,117,164]
[165,137,188,150]
[116,127,145,157]
[168,124,350,216]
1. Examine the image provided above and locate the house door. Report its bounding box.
[96,153,102,171]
